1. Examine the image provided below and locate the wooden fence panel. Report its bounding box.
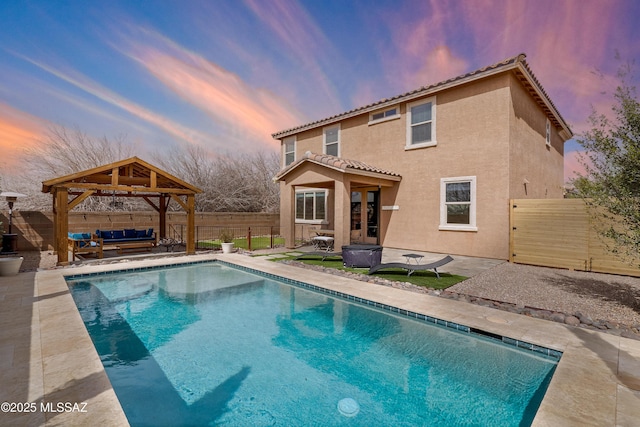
[510,199,640,276]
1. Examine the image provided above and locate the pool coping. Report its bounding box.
[17,253,640,425]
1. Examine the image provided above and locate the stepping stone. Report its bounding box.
[264,254,291,259]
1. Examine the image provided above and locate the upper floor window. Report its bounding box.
[545,119,551,147]
[369,106,400,125]
[406,97,436,149]
[440,176,477,231]
[324,125,340,157]
[283,136,296,166]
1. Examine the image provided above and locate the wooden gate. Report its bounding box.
[510,199,640,276]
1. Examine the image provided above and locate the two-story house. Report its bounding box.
[272,54,573,260]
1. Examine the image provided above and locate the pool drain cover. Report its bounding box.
[337,398,360,417]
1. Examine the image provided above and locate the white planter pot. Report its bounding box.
[221,243,234,254]
[0,257,23,276]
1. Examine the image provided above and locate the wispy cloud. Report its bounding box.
[242,0,340,108]
[9,51,206,146]
[121,29,306,150]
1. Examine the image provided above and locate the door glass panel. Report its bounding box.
[367,191,379,238]
[351,192,361,231]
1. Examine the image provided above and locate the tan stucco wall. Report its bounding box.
[508,74,565,199]
[279,71,567,259]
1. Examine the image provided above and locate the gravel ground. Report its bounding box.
[21,250,640,333]
[19,250,59,271]
[449,262,640,328]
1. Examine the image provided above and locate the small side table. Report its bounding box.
[402,253,424,264]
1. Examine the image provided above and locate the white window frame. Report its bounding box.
[439,176,477,231]
[323,124,340,157]
[368,105,400,125]
[406,97,436,150]
[295,190,327,224]
[283,136,296,166]
[545,119,551,147]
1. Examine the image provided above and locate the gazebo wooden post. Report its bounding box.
[159,194,167,240]
[186,194,195,254]
[52,192,57,254]
[55,187,69,265]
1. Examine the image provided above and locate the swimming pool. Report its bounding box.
[67,261,560,426]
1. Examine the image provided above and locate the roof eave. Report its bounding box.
[513,63,573,139]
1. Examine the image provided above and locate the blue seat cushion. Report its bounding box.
[97,230,113,239]
[124,229,137,238]
[113,230,125,239]
[69,232,91,240]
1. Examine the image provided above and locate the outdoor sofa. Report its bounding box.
[95,228,157,254]
[95,228,156,245]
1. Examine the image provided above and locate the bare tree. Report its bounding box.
[28,124,133,177]
[152,144,280,213]
[151,143,216,212]
[11,124,136,211]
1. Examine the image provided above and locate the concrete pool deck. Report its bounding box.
[1,253,639,426]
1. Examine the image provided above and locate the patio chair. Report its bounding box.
[368,255,453,278]
[68,233,103,261]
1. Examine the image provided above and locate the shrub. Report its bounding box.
[218,228,234,243]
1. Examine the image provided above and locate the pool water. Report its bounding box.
[67,262,558,426]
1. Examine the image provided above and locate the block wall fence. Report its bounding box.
[0,211,279,251]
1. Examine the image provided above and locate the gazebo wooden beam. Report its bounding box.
[78,175,156,186]
[169,194,188,211]
[68,190,95,211]
[142,196,160,212]
[55,182,192,194]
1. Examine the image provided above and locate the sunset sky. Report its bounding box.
[1,0,639,183]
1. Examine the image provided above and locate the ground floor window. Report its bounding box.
[296,190,326,222]
[440,176,477,231]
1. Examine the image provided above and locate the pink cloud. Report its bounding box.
[125,37,306,150]
[0,103,48,173]
[456,0,627,132]
[414,46,469,86]
[382,0,464,87]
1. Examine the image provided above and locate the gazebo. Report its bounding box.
[42,157,202,265]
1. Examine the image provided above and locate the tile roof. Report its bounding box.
[272,53,572,139]
[273,151,401,181]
